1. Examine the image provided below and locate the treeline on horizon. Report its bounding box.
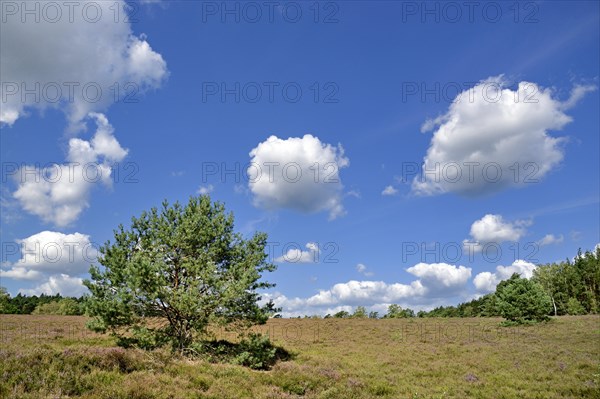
[1,247,598,318]
[0,291,86,315]
[288,247,600,319]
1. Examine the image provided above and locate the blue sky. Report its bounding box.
[1,0,598,316]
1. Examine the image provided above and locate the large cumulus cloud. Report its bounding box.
[248,134,349,220]
[413,76,594,196]
[1,0,167,130]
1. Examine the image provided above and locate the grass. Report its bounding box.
[1,314,599,398]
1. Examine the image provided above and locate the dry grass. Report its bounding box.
[1,315,598,398]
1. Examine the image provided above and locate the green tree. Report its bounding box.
[84,196,277,353]
[495,274,552,323]
[352,306,368,318]
[333,310,350,318]
[573,248,600,313]
[386,304,402,318]
[59,298,81,315]
[565,297,586,315]
[532,263,561,316]
[33,301,62,314]
[0,287,9,313]
[368,311,379,319]
[386,304,415,318]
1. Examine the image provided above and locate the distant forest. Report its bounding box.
[1,247,598,318]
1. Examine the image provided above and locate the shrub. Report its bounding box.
[234,333,278,370]
[188,333,285,370]
[566,297,586,315]
[32,301,62,315]
[495,274,552,323]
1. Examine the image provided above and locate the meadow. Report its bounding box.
[1,314,598,398]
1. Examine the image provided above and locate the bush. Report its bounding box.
[32,298,83,315]
[32,301,62,315]
[566,297,586,315]
[234,333,278,370]
[495,274,552,323]
[333,310,350,318]
[188,333,286,370]
[59,298,81,315]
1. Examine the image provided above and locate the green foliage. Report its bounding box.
[385,304,415,318]
[408,246,598,319]
[187,332,286,370]
[0,292,75,314]
[333,310,350,318]
[352,306,368,318]
[532,247,600,315]
[386,304,402,318]
[32,301,62,315]
[0,287,9,313]
[59,298,82,315]
[23,296,84,316]
[84,195,277,354]
[566,297,586,315]
[1,316,598,398]
[495,274,552,323]
[29,297,85,315]
[234,333,278,370]
[368,311,379,319]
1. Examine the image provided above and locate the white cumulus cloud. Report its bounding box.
[0,0,167,130]
[1,231,96,278]
[261,262,471,316]
[275,242,319,263]
[412,76,594,196]
[463,214,530,251]
[20,274,88,297]
[12,113,127,226]
[473,259,537,293]
[248,135,349,220]
[381,185,398,196]
[469,214,529,242]
[406,262,472,293]
[2,231,95,297]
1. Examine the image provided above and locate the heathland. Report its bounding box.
[1,314,598,398]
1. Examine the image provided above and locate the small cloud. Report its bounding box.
[171,171,185,177]
[234,184,248,195]
[356,263,374,277]
[275,242,319,263]
[381,185,398,196]
[197,185,214,195]
[465,214,529,245]
[570,230,582,241]
[537,234,564,247]
[346,190,361,198]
